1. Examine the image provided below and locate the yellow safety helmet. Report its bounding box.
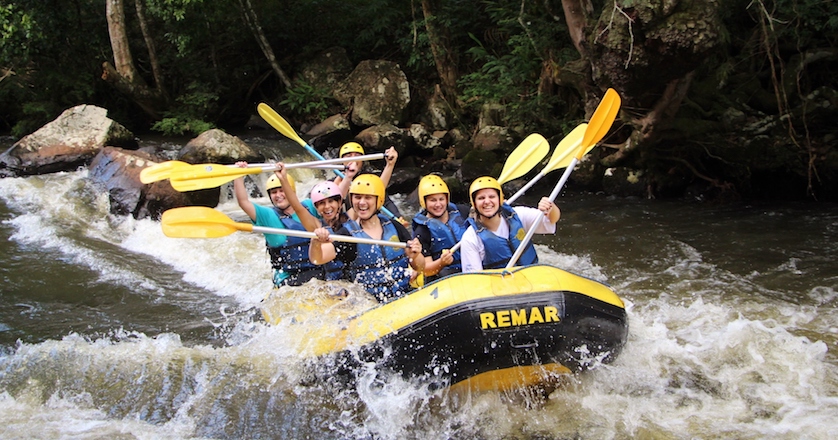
[418,174,450,209]
[265,173,296,193]
[349,174,385,212]
[469,176,503,207]
[339,142,365,157]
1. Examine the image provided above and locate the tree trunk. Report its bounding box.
[561,0,592,58]
[102,0,165,118]
[236,0,292,89]
[421,0,459,108]
[105,0,139,84]
[134,0,167,102]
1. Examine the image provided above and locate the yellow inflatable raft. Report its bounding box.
[261,264,628,392]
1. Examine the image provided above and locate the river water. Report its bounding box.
[0,135,836,439]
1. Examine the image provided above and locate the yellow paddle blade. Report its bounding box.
[167,164,262,192]
[257,103,307,147]
[543,123,588,173]
[497,133,550,184]
[161,207,252,238]
[589,88,622,147]
[139,161,192,184]
[580,88,621,158]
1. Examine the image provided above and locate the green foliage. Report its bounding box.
[151,84,218,135]
[458,33,544,125]
[151,117,214,136]
[455,0,575,133]
[0,3,42,61]
[279,79,337,122]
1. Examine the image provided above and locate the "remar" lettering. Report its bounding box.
[479,306,560,329]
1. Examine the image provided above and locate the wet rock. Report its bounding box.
[407,124,444,151]
[177,129,264,164]
[334,60,411,126]
[299,47,354,94]
[88,147,219,220]
[356,124,410,154]
[0,104,136,177]
[472,126,516,152]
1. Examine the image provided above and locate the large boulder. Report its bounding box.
[88,147,218,220]
[0,105,137,177]
[356,124,410,155]
[334,60,411,126]
[177,129,264,164]
[472,125,516,152]
[299,47,354,93]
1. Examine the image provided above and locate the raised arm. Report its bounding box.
[233,161,256,221]
[379,146,398,188]
[276,163,320,231]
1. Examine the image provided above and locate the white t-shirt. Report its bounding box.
[460,205,556,272]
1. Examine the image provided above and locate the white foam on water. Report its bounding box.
[2,170,837,439]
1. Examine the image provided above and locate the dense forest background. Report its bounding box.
[1,0,837,201]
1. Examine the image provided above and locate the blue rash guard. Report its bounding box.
[253,200,324,286]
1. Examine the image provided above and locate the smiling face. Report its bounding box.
[473,188,500,218]
[315,196,342,224]
[351,193,378,220]
[424,193,448,218]
[268,187,290,210]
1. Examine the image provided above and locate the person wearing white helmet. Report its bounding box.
[233,162,324,287]
[459,176,561,272]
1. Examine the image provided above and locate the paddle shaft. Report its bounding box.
[506,89,620,268]
[254,153,384,172]
[250,225,407,248]
[167,154,388,192]
[507,172,546,205]
[300,147,401,221]
[257,103,401,221]
[505,158,576,268]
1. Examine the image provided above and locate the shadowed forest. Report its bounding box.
[2,0,836,201]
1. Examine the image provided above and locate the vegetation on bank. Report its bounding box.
[1,0,836,201]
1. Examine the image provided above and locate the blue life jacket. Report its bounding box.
[322,224,345,281]
[267,210,322,285]
[411,203,468,273]
[466,204,538,269]
[345,214,410,301]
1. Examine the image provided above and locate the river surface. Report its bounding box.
[0,134,836,439]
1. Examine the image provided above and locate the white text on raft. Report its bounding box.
[479,306,560,329]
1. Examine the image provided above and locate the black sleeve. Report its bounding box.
[413,223,433,257]
[393,220,413,243]
[332,225,358,264]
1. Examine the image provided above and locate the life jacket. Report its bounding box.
[411,203,468,273]
[267,210,322,286]
[344,214,410,301]
[322,224,345,281]
[466,204,538,269]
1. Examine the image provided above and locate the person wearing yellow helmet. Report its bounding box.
[233,161,324,287]
[411,174,470,281]
[333,141,405,223]
[309,174,424,302]
[459,176,561,272]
